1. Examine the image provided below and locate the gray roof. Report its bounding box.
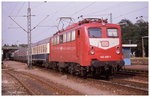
[32,37,50,47]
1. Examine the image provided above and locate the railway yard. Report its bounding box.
[2,61,148,95]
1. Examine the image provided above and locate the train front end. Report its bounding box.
[81,19,124,77]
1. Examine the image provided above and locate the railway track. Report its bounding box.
[120,68,148,74]
[109,79,148,91]
[117,70,148,78]
[5,70,81,95]
[6,71,35,95]
[87,77,148,95]
[35,66,148,94]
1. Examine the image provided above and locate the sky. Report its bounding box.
[2,1,148,45]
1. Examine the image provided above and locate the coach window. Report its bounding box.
[41,45,43,53]
[37,46,38,54]
[42,45,44,53]
[40,45,42,54]
[44,44,46,53]
[63,33,66,43]
[34,47,35,54]
[67,32,71,42]
[71,30,76,41]
[32,48,33,54]
[107,28,118,37]
[39,46,40,54]
[39,45,42,54]
[59,35,63,43]
[36,47,37,54]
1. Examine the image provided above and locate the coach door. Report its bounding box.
[76,29,81,57]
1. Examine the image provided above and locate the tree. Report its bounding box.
[118,19,148,57]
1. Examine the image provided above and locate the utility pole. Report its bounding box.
[9,2,49,69]
[142,36,148,57]
[110,13,112,23]
[27,2,32,69]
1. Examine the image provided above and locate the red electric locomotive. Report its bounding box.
[49,18,124,78]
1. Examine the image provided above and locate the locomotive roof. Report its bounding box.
[32,37,50,47]
[53,18,120,36]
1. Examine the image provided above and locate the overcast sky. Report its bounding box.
[2,1,148,45]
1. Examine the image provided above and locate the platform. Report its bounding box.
[123,65,148,72]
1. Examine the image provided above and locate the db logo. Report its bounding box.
[101,41,109,47]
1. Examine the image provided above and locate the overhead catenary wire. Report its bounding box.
[31,15,50,31]
[113,6,148,20]
[9,16,27,32]
[31,2,72,38]
[71,2,96,16]
[85,2,121,16]
[14,2,25,20]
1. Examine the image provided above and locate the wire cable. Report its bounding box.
[85,2,121,16]
[113,6,148,20]
[71,2,96,16]
[14,2,25,20]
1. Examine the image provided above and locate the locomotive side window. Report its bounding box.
[71,30,76,41]
[67,32,71,42]
[107,29,118,37]
[59,35,63,43]
[63,33,66,43]
[78,30,80,37]
[53,37,56,45]
[56,36,59,44]
[88,28,102,38]
[51,38,53,45]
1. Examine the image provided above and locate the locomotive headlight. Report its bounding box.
[102,22,105,26]
[91,51,95,55]
[116,50,120,54]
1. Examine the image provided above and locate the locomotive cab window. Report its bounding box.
[59,35,63,43]
[107,28,118,37]
[88,28,102,38]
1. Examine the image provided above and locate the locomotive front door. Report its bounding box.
[76,29,81,58]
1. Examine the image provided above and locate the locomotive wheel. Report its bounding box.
[52,62,58,71]
[58,67,64,73]
[80,67,87,78]
[105,69,110,80]
[68,64,74,75]
[74,64,81,76]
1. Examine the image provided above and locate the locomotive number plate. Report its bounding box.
[100,56,111,58]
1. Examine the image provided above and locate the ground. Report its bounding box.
[2,61,148,95]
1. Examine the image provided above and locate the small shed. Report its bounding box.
[122,44,137,65]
